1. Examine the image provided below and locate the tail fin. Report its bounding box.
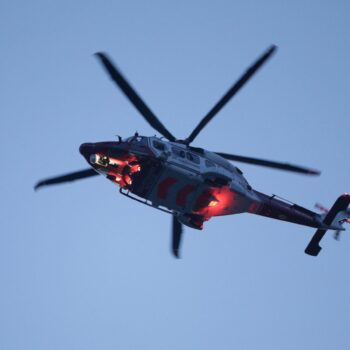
[305,194,350,256]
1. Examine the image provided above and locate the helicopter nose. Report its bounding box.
[79,143,95,157]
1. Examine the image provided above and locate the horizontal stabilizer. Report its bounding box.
[305,194,350,256]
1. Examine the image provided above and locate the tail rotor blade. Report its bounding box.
[95,52,176,142]
[172,215,183,258]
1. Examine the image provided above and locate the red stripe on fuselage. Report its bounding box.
[176,185,196,207]
[157,177,177,200]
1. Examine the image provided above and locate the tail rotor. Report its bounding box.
[305,194,350,256]
[314,201,350,240]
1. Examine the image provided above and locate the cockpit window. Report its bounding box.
[186,152,200,164]
[153,140,166,151]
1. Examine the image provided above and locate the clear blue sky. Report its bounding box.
[1,1,350,349]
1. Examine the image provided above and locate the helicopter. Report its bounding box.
[35,45,350,258]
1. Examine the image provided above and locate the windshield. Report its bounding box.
[125,135,148,146]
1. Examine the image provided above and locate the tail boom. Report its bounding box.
[251,191,325,229]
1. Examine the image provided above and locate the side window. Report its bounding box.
[153,140,166,151]
[172,147,185,158]
[205,159,215,168]
[186,152,194,161]
[186,152,200,164]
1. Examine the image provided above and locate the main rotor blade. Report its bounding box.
[95,52,177,142]
[172,215,183,258]
[186,45,277,144]
[215,152,320,175]
[34,168,99,190]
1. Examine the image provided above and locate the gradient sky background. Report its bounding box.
[1,1,350,349]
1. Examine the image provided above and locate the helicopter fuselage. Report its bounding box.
[79,135,330,231]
